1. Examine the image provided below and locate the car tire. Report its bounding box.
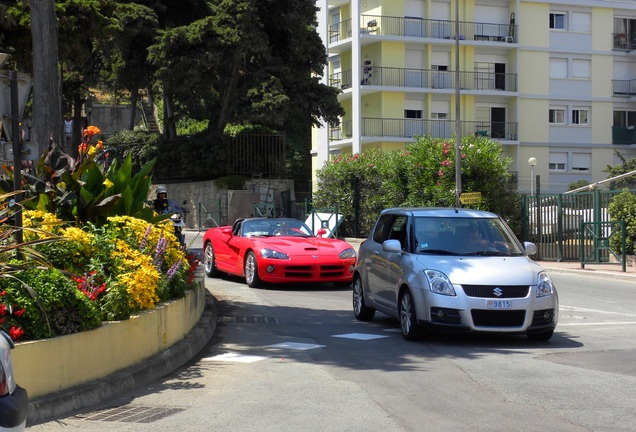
[245,251,263,288]
[204,242,220,278]
[353,277,375,321]
[399,289,422,341]
[527,329,554,342]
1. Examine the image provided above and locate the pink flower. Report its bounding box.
[438,170,444,177]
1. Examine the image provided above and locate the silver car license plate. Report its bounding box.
[486,299,511,309]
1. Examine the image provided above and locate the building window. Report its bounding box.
[549,58,567,78]
[571,59,591,79]
[549,153,567,171]
[550,12,567,30]
[613,111,636,127]
[549,108,566,124]
[572,109,589,125]
[572,153,591,172]
[405,110,423,119]
[570,12,591,33]
[431,112,447,119]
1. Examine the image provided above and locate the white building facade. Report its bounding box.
[312,0,636,194]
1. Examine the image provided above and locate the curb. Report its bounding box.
[26,291,217,426]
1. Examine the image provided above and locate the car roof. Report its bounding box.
[379,207,500,218]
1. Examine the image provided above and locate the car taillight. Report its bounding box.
[0,361,8,396]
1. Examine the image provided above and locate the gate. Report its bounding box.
[521,188,629,261]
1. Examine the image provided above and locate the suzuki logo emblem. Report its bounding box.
[493,287,503,297]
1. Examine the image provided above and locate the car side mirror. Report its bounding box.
[221,227,233,236]
[317,228,327,237]
[382,239,402,253]
[524,241,537,256]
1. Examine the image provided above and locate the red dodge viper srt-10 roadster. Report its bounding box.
[203,218,357,287]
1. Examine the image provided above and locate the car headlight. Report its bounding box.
[424,269,456,296]
[260,248,289,259]
[339,248,356,259]
[536,271,555,297]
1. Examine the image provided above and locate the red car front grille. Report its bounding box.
[284,264,349,279]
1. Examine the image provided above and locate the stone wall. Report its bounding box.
[151,178,296,229]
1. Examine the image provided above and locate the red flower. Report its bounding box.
[13,308,25,317]
[9,326,24,341]
[0,304,5,315]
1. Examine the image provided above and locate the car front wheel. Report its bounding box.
[204,242,220,278]
[244,251,263,288]
[399,289,422,341]
[353,277,375,321]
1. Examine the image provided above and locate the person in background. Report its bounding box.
[153,185,168,213]
[63,115,73,147]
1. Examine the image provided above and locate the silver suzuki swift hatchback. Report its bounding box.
[353,208,558,341]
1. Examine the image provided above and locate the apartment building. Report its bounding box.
[312,0,636,194]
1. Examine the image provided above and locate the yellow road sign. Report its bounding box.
[460,192,482,205]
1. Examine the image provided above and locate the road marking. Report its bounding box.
[202,352,268,363]
[560,305,636,318]
[332,333,390,340]
[265,342,325,350]
[557,321,636,326]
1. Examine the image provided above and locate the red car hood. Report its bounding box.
[254,237,352,257]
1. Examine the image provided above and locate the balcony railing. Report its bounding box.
[612,79,636,96]
[330,66,517,92]
[612,126,636,144]
[331,118,518,141]
[328,15,517,44]
[612,32,636,51]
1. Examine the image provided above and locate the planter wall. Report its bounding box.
[12,270,206,399]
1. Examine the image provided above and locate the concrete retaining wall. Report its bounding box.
[12,270,206,399]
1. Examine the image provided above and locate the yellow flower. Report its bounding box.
[103,178,114,189]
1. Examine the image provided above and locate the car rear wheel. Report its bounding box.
[399,290,422,341]
[353,277,375,321]
[204,242,220,278]
[244,252,263,288]
[527,329,554,341]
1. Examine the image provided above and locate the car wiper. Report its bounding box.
[419,249,460,255]
[463,250,509,256]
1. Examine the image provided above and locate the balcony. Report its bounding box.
[613,32,636,51]
[328,15,517,44]
[613,79,636,96]
[331,118,518,142]
[612,126,636,144]
[330,66,517,92]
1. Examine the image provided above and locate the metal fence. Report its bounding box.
[521,188,632,261]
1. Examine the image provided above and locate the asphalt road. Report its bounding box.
[27,231,636,432]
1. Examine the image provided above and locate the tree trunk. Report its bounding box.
[214,51,243,132]
[163,92,176,140]
[30,0,62,156]
[129,90,138,131]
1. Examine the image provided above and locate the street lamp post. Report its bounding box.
[528,157,537,196]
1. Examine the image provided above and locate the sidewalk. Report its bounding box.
[535,259,636,281]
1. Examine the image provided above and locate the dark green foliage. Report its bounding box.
[0,268,101,340]
[568,180,590,191]
[608,189,636,255]
[604,150,636,189]
[213,175,248,190]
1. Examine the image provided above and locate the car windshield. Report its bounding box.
[413,216,524,256]
[241,219,313,238]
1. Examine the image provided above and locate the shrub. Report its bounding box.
[0,267,101,341]
[314,135,520,237]
[608,189,636,255]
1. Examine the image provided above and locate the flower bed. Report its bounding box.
[12,267,206,399]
